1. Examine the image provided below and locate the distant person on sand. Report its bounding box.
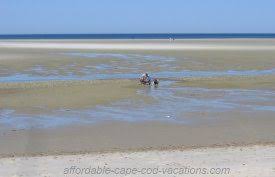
[140,73,159,86]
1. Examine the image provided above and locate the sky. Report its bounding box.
[1,0,275,34]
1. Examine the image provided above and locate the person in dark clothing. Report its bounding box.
[140,73,159,86]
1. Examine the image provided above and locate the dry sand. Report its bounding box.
[0,145,274,177]
[1,39,275,50]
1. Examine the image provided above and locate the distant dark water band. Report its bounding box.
[1,33,275,39]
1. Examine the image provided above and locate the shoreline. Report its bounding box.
[1,141,274,159]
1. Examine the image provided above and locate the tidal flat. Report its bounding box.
[0,39,275,157]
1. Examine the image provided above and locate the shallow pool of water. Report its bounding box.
[1,80,275,129]
[1,68,275,83]
[1,52,275,129]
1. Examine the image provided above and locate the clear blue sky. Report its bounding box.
[1,0,275,34]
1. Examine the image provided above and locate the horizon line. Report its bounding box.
[1,33,275,35]
[1,33,275,40]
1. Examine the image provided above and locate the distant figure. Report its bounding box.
[140,73,159,86]
[140,73,152,85]
[169,37,175,42]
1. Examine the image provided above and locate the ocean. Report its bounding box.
[0,33,275,39]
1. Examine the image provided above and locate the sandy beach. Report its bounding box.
[1,145,275,177]
[1,39,275,50]
[0,39,275,176]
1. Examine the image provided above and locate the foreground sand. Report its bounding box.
[0,145,274,177]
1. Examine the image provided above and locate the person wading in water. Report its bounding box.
[139,73,159,86]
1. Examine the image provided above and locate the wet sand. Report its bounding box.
[0,80,151,113]
[174,75,275,90]
[0,39,275,159]
[1,39,275,76]
[1,118,275,157]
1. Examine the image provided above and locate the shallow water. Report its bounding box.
[1,52,275,129]
[1,68,275,83]
[1,52,275,82]
[1,80,275,129]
